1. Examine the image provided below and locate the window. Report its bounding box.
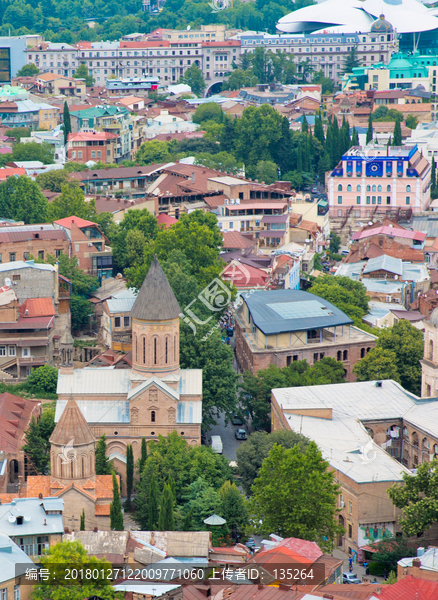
[356,196,360,204]
[366,196,370,204]
[56,249,62,258]
[12,274,20,281]
[337,351,341,360]
[9,253,15,261]
[372,185,376,192]
[348,524,353,538]
[23,252,29,261]
[338,184,342,191]
[8,346,15,357]
[356,184,361,191]
[366,185,370,191]
[154,338,157,364]
[114,317,121,327]
[38,250,44,260]
[151,410,156,423]
[22,348,30,357]
[386,196,391,205]
[343,350,348,361]
[165,337,168,363]
[387,184,391,192]
[338,196,342,204]
[377,185,382,192]
[347,184,351,191]
[406,184,411,192]
[406,197,410,205]
[14,586,19,600]
[0,346,5,356]
[349,500,352,514]
[123,316,130,327]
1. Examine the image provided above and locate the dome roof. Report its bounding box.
[430,307,438,326]
[389,56,413,69]
[371,13,394,32]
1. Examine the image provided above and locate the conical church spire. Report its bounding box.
[131,256,181,321]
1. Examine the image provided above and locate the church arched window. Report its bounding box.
[143,337,146,364]
[151,410,156,423]
[165,337,168,364]
[174,334,177,362]
[154,337,157,365]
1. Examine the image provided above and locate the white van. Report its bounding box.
[211,435,223,454]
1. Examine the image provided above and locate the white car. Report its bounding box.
[343,573,362,584]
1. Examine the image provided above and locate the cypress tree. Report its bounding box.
[80,509,85,531]
[110,472,124,531]
[351,126,359,146]
[301,113,309,134]
[387,136,392,147]
[393,118,402,146]
[167,474,176,508]
[158,484,174,531]
[95,434,112,475]
[314,112,325,145]
[182,508,194,531]
[147,473,159,530]
[332,116,340,162]
[274,117,293,175]
[366,112,373,144]
[126,444,133,511]
[63,101,71,145]
[139,437,147,478]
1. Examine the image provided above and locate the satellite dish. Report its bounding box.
[24,515,31,522]
[395,275,398,280]
[5,278,11,287]
[187,25,191,31]
[368,222,373,226]
[8,515,15,523]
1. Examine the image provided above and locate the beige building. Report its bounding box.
[421,307,438,397]
[101,289,136,352]
[0,533,34,600]
[55,257,202,488]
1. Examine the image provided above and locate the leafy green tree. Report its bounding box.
[329,232,341,254]
[222,69,258,91]
[366,112,373,145]
[393,118,402,146]
[312,71,335,94]
[147,472,159,529]
[12,141,54,164]
[135,140,171,165]
[351,126,359,146]
[110,472,124,531]
[194,151,243,175]
[309,275,369,328]
[17,63,39,76]
[95,434,112,475]
[158,483,175,531]
[173,137,219,156]
[167,473,177,508]
[218,480,248,537]
[233,104,283,168]
[22,404,55,475]
[180,64,205,97]
[45,252,98,297]
[372,536,417,572]
[5,127,30,142]
[388,458,438,536]
[32,540,119,600]
[188,445,233,489]
[48,184,97,221]
[126,443,133,511]
[139,436,147,477]
[111,208,158,271]
[192,102,223,125]
[95,212,117,241]
[26,364,58,394]
[179,477,220,530]
[71,295,93,331]
[405,114,418,129]
[0,175,48,223]
[236,430,309,496]
[377,320,423,395]
[254,160,278,184]
[64,161,88,172]
[80,508,85,530]
[63,101,72,145]
[182,508,194,531]
[301,113,309,134]
[251,442,343,552]
[341,44,362,74]
[353,347,400,383]
[313,113,325,145]
[36,169,73,192]
[73,63,94,86]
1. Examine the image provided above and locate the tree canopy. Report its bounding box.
[180,63,205,97]
[22,403,55,475]
[12,141,55,164]
[73,63,94,86]
[353,347,400,383]
[0,175,49,223]
[48,183,97,221]
[251,442,343,552]
[309,275,370,328]
[36,169,73,192]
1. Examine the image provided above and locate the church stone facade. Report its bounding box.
[55,257,203,489]
[421,307,438,398]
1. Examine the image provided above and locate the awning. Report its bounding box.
[258,231,286,238]
[261,214,289,223]
[318,200,328,208]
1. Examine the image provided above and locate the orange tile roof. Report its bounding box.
[0,168,26,180]
[0,493,19,503]
[54,215,97,229]
[20,297,55,318]
[0,393,39,451]
[68,132,118,142]
[95,474,116,499]
[119,41,170,48]
[26,476,51,497]
[95,504,111,515]
[223,231,254,250]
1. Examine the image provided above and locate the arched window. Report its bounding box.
[366,185,371,192]
[343,350,348,361]
[357,184,361,192]
[81,456,85,478]
[338,184,343,191]
[361,348,365,358]
[387,185,391,192]
[70,460,74,479]
[174,334,177,362]
[154,338,157,365]
[347,184,351,191]
[165,337,168,364]
[337,350,341,361]
[429,339,433,360]
[372,185,376,192]
[377,185,382,192]
[143,337,146,364]
[406,184,411,192]
[133,333,136,362]
[151,410,156,423]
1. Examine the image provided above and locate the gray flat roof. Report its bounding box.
[244,289,353,335]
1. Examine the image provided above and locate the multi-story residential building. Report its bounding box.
[26,41,78,78]
[76,40,122,85]
[101,288,137,352]
[106,76,159,96]
[327,145,431,238]
[234,289,377,380]
[34,72,86,96]
[0,223,69,263]
[238,30,397,83]
[0,533,34,600]
[0,37,27,81]
[67,131,118,163]
[0,100,59,130]
[69,105,132,162]
[20,126,66,163]
[162,25,238,43]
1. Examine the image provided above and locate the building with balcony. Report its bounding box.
[0,100,59,130]
[328,145,431,239]
[106,76,159,95]
[0,533,34,600]
[235,289,377,380]
[35,72,86,96]
[54,216,113,282]
[0,223,69,264]
[25,41,77,78]
[66,131,118,163]
[144,109,197,139]
[101,288,137,352]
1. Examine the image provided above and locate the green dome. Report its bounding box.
[371,14,394,33]
[389,56,413,69]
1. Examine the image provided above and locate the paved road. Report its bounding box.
[207,412,247,461]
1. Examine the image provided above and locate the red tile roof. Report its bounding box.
[157,213,178,227]
[222,231,254,250]
[374,575,438,600]
[201,40,241,47]
[222,262,269,288]
[67,132,118,141]
[0,316,54,330]
[54,215,97,229]
[256,537,323,564]
[119,41,170,48]
[0,393,40,452]
[20,298,55,318]
[0,168,26,180]
[352,226,426,242]
[0,228,68,243]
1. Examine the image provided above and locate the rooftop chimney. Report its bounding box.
[192,172,195,183]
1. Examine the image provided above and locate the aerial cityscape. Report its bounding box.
[2,0,438,598]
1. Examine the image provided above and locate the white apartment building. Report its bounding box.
[26,42,78,78]
[237,31,398,82]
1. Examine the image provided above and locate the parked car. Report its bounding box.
[211,435,223,454]
[303,185,310,192]
[311,187,318,194]
[235,428,247,440]
[343,573,361,584]
[232,415,244,426]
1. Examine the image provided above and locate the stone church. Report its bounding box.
[54,257,203,486]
